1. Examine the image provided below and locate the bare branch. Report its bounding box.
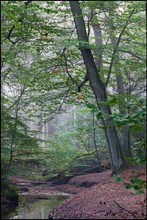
[60,28,79,89]
[62,51,79,89]
[117,49,145,60]
[113,200,139,219]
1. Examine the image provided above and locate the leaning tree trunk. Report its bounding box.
[70,1,123,174]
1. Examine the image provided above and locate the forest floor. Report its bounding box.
[8,168,146,219]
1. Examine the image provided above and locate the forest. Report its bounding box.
[1,1,146,219]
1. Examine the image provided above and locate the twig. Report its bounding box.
[113,200,139,219]
[117,49,144,60]
[62,49,79,89]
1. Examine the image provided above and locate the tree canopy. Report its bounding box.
[1,1,146,178]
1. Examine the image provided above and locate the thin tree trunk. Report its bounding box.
[70,1,123,174]
[92,111,100,164]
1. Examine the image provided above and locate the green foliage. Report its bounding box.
[1,1,146,180]
[95,97,146,130]
[131,140,146,165]
[114,171,146,195]
[1,100,39,179]
[114,175,123,182]
[107,95,146,194]
[124,175,146,195]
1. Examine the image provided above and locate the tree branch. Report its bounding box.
[77,134,89,151]
[74,150,97,160]
[4,1,32,44]
[113,200,139,219]
[118,49,144,60]
[77,73,89,92]
[87,10,94,39]
[61,50,79,89]
[62,45,88,92]
[60,27,80,89]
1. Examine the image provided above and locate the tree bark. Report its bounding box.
[109,25,131,160]
[70,1,123,174]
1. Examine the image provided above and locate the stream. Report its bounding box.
[2,194,70,219]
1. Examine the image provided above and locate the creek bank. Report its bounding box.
[2,194,70,219]
[11,170,112,198]
[2,168,111,218]
[8,164,111,194]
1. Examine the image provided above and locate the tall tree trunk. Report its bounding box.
[92,13,131,160]
[109,26,131,160]
[70,1,124,174]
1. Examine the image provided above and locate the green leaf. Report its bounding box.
[90,108,97,113]
[92,126,97,130]
[133,185,140,190]
[105,97,118,105]
[124,183,132,189]
[114,175,123,182]
[130,178,135,184]
[96,111,103,119]
[134,178,146,185]
[86,103,96,109]
[133,189,144,195]
[137,189,145,194]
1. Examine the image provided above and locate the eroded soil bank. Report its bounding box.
[47,168,146,219]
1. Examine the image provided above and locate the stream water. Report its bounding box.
[2,194,70,219]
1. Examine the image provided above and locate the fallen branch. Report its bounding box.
[113,200,139,219]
